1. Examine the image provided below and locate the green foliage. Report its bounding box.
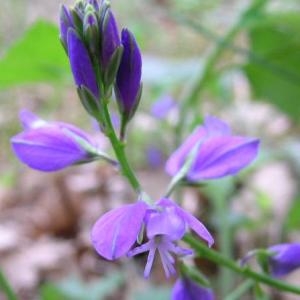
[244,12,300,121]
[40,273,124,300]
[284,196,300,231]
[0,20,69,89]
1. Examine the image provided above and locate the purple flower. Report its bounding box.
[165,116,259,181]
[268,243,300,277]
[128,198,214,278]
[115,28,142,121]
[67,29,99,98]
[171,278,214,300]
[11,110,99,172]
[151,95,177,120]
[91,198,213,278]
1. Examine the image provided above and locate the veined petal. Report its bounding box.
[160,198,214,247]
[147,199,186,240]
[188,137,259,181]
[171,278,214,300]
[67,29,99,98]
[91,201,147,260]
[11,126,89,171]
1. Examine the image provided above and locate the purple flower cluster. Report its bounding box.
[9,0,270,297]
[60,0,142,123]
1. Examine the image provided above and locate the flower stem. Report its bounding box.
[184,234,300,295]
[214,191,233,296]
[0,270,18,300]
[101,102,141,193]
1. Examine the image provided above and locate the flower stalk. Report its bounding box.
[184,234,300,295]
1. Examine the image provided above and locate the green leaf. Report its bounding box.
[0,20,70,89]
[244,12,300,121]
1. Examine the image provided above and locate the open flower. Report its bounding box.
[171,278,214,300]
[268,243,300,277]
[165,116,259,182]
[127,198,213,278]
[91,198,213,278]
[11,110,103,172]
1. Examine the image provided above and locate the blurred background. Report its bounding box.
[1,0,300,299]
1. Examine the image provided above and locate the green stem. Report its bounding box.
[101,102,141,193]
[0,270,18,300]
[184,235,300,295]
[175,0,268,144]
[225,279,254,300]
[214,193,233,296]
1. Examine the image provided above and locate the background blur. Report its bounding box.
[1,0,300,299]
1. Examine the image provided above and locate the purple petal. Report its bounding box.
[165,116,259,181]
[11,126,89,171]
[204,116,231,137]
[67,29,99,98]
[115,28,142,117]
[151,95,177,119]
[146,199,186,240]
[268,243,300,277]
[171,278,214,300]
[165,126,206,176]
[159,198,214,247]
[101,9,121,68]
[59,5,73,46]
[19,109,46,129]
[91,201,147,260]
[188,137,259,181]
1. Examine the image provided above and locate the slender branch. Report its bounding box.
[0,270,18,300]
[184,235,300,295]
[214,192,233,296]
[101,102,141,193]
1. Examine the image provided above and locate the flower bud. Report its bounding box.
[101,8,120,65]
[67,28,99,99]
[59,5,74,51]
[268,243,300,277]
[83,11,100,55]
[115,29,142,122]
[11,110,100,172]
